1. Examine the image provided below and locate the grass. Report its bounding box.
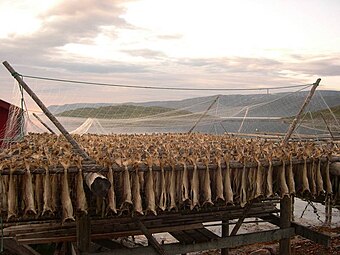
[56,104,193,119]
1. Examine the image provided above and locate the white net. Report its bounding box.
[4,75,340,140]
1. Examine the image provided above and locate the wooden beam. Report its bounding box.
[230,200,254,236]
[76,213,91,253]
[135,219,167,255]
[221,219,229,255]
[2,61,89,159]
[83,228,295,255]
[188,95,219,134]
[3,238,41,255]
[279,196,292,255]
[1,156,340,176]
[32,113,55,134]
[283,78,321,144]
[261,214,331,247]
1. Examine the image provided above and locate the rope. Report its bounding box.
[21,74,312,91]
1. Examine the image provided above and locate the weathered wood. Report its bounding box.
[3,238,41,255]
[2,61,89,159]
[230,200,254,236]
[221,219,229,255]
[76,213,91,253]
[279,195,292,255]
[2,156,339,175]
[320,113,335,140]
[82,228,295,255]
[261,214,332,247]
[135,219,167,255]
[283,78,321,144]
[32,113,56,134]
[188,95,219,134]
[92,239,127,250]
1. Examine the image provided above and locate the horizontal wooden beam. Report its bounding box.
[83,228,295,255]
[1,156,339,175]
[261,215,331,247]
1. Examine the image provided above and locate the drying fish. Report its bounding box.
[202,157,213,206]
[116,158,132,211]
[325,159,333,194]
[301,157,310,194]
[287,157,295,195]
[254,158,264,198]
[132,162,143,215]
[7,160,17,220]
[169,161,177,211]
[0,160,8,213]
[189,156,200,210]
[240,163,247,207]
[223,155,233,204]
[75,156,88,214]
[158,159,167,211]
[42,160,53,215]
[145,157,157,214]
[34,174,43,216]
[60,157,75,223]
[214,157,224,202]
[316,159,324,195]
[23,159,36,215]
[279,160,289,198]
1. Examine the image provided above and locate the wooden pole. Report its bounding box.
[32,113,56,134]
[279,195,292,255]
[320,113,335,141]
[188,95,219,134]
[283,78,321,144]
[76,213,91,253]
[221,219,229,255]
[2,61,89,159]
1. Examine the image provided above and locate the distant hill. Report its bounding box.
[56,105,193,119]
[49,90,340,118]
[310,104,340,119]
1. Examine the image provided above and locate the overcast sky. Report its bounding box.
[1,0,340,108]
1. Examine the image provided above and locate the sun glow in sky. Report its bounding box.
[0,0,340,106]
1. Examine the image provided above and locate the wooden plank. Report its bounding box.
[76,213,91,252]
[196,228,219,241]
[283,78,321,144]
[3,238,41,255]
[261,214,332,247]
[230,200,254,236]
[221,219,229,255]
[93,239,127,250]
[82,228,295,255]
[169,231,195,244]
[279,196,292,255]
[135,219,167,255]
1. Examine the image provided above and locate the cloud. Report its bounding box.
[122,48,167,59]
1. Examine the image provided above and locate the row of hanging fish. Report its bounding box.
[0,133,338,221]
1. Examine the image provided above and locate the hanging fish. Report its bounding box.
[23,159,36,215]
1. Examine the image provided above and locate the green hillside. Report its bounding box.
[310,104,340,119]
[56,104,193,119]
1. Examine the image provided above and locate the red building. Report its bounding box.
[0,99,24,146]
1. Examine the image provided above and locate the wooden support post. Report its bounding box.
[188,95,219,134]
[32,113,56,134]
[283,78,321,144]
[2,61,89,159]
[76,213,91,254]
[279,195,292,255]
[135,219,167,255]
[325,195,332,226]
[221,219,229,255]
[320,113,335,140]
